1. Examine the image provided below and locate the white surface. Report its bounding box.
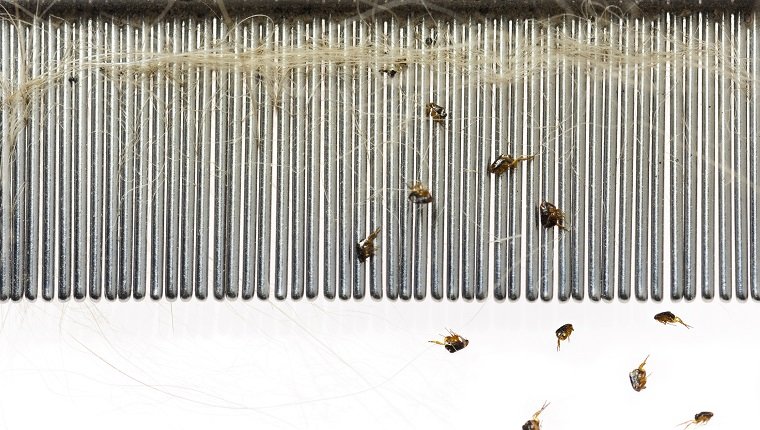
[0,299,755,429]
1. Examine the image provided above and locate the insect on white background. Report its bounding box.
[0,299,755,429]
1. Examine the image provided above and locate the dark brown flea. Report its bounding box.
[408,181,433,204]
[379,58,408,78]
[429,329,469,353]
[629,355,649,392]
[522,402,550,430]
[487,154,536,175]
[555,323,573,351]
[425,102,447,124]
[356,227,381,262]
[539,201,568,231]
[379,69,397,78]
[678,411,713,429]
[654,311,692,328]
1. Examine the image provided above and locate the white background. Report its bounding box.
[0,298,755,429]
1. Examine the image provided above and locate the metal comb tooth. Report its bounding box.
[1,11,759,300]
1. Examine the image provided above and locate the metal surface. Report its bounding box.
[2,0,756,16]
[0,11,758,300]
